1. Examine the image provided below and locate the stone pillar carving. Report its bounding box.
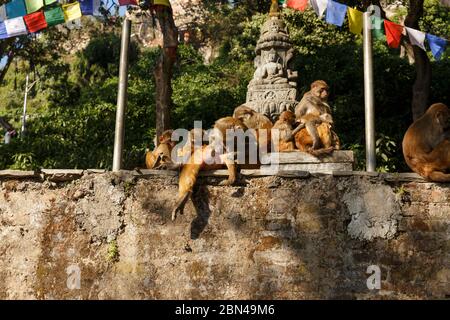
[246,5,298,121]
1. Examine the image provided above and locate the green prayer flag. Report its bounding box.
[371,15,385,41]
[44,0,57,5]
[44,6,65,27]
[25,0,43,14]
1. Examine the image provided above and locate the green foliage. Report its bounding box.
[172,45,253,129]
[376,133,399,172]
[106,240,119,263]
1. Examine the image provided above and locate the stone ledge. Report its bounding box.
[0,170,38,179]
[0,169,432,183]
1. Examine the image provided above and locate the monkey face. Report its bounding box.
[310,80,329,100]
[430,103,450,130]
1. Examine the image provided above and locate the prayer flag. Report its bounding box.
[6,0,27,19]
[153,0,170,6]
[405,27,426,51]
[44,0,57,5]
[371,15,385,40]
[0,5,7,22]
[310,0,328,18]
[384,20,403,48]
[426,33,447,60]
[286,0,308,11]
[325,0,347,27]
[347,7,363,35]
[25,0,43,14]
[93,0,101,16]
[79,0,93,15]
[0,22,8,39]
[24,10,47,33]
[44,6,65,27]
[62,2,82,22]
[118,0,138,6]
[4,16,27,37]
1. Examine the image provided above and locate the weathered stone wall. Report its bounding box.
[0,171,449,299]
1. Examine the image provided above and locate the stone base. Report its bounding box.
[260,150,354,173]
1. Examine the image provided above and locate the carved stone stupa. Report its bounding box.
[246,0,298,121]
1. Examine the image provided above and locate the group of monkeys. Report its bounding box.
[145,79,450,221]
[146,80,340,220]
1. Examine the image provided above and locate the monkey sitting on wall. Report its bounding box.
[145,130,176,169]
[171,116,249,221]
[172,107,275,221]
[293,80,340,155]
[402,103,450,182]
[273,110,296,152]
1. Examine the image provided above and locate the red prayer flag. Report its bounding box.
[24,10,47,33]
[287,0,308,11]
[384,20,403,48]
[118,0,137,5]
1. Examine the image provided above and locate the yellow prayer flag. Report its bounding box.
[154,0,171,6]
[62,2,82,22]
[347,7,363,35]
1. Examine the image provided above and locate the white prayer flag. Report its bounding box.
[405,26,426,51]
[0,5,7,22]
[93,0,102,16]
[4,16,27,37]
[310,0,328,18]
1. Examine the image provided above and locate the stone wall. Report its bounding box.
[0,170,449,299]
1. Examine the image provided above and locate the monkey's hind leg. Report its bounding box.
[172,162,202,221]
[172,191,192,221]
[219,152,237,186]
[305,122,322,150]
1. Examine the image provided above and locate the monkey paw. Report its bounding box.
[219,178,235,186]
[171,207,183,221]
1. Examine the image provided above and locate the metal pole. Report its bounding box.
[113,18,131,172]
[21,74,29,137]
[363,12,376,172]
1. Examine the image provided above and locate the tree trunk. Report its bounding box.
[404,0,431,120]
[152,5,178,143]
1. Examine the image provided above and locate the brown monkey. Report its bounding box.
[294,80,334,152]
[145,130,176,169]
[273,110,296,152]
[233,105,273,130]
[171,117,248,220]
[233,104,273,155]
[402,103,450,182]
[294,122,340,156]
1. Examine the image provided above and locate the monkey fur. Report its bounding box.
[402,103,450,182]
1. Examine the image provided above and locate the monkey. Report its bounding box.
[272,110,296,152]
[402,103,450,182]
[294,80,335,153]
[145,130,176,169]
[294,121,340,156]
[233,104,273,130]
[233,104,273,156]
[171,117,249,221]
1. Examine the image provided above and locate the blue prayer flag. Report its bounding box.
[426,33,447,60]
[79,0,93,15]
[6,0,27,19]
[325,0,347,27]
[0,21,8,39]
